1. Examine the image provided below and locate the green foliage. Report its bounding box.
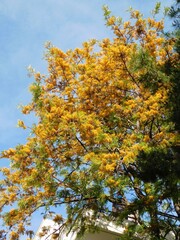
[169,0,180,28]
[102,5,111,18]
[152,2,161,16]
[137,148,179,183]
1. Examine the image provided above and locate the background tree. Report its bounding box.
[0,5,179,240]
[169,0,180,29]
[168,0,180,132]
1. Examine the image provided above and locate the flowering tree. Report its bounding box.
[0,6,179,240]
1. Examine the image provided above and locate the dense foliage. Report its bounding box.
[0,5,179,240]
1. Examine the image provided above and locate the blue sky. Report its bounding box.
[0,0,173,238]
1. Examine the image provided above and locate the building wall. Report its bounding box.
[34,218,175,240]
[34,218,123,240]
[75,231,120,240]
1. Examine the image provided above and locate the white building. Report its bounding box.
[34,217,125,240]
[34,213,175,240]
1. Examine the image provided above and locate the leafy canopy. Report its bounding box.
[0,5,179,240]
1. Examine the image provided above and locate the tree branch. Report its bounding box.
[76,136,88,152]
[157,211,180,221]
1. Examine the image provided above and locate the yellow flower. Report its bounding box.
[17,120,26,129]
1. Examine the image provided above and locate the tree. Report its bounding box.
[0,5,179,240]
[169,0,180,29]
[168,0,180,132]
